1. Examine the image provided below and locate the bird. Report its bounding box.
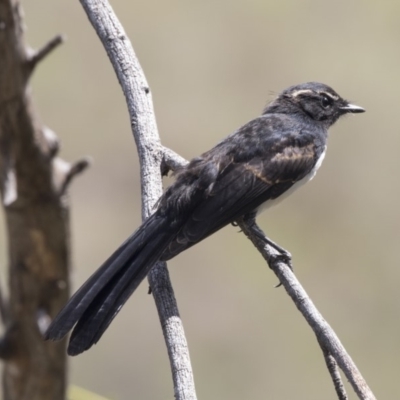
[45,82,365,355]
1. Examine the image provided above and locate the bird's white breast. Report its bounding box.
[257,146,327,214]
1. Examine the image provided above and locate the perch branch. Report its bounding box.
[238,221,376,400]
[160,147,376,400]
[79,1,197,399]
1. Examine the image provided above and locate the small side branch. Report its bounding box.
[321,345,348,400]
[26,34,65,74]
[161,146,189,176]
[58,157,91,195]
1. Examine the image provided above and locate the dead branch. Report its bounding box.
[78,1,197,399]
[26,34,65,75]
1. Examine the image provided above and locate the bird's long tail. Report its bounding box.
[45,213,176,355]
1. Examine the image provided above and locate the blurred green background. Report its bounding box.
[1,0,399,398]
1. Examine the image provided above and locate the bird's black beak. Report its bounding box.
[339,103,365,114]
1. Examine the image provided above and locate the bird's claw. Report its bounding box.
[270,250,293,270]
[272,251,293,288]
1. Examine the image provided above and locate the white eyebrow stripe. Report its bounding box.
[291,89,340,101]
[291,89,313,97]
[319,91,339,100]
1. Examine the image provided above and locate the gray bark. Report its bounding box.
[79,1,197,399]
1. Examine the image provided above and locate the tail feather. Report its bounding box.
[45,236,137,341]
[45,214,174,347]
[67,229,172,355]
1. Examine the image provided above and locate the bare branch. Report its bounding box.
[238,220,376,400]
[79,1,197,399]
[321,346,348,400]
[57,156,91,195]
[156,146,375,400]
[161,146,189,176]
[26,34,65,73]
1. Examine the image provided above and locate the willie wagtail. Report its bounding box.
[45,82,365,355]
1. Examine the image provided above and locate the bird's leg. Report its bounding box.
[240,212,292,265]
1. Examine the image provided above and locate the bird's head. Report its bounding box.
[265,82,365,126]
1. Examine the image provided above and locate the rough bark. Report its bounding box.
[79,1,197,399]
[0,1,87,399]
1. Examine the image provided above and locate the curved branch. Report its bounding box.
[78,1,197,399]
[76,1,375,399]
[159,148,376,400]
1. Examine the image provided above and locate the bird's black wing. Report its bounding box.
[162,129,319,260]
[46,116,321,355]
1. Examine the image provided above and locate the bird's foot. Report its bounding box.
[258,235,293,269]
[270,249,293,269]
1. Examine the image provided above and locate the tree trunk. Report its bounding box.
[0,1,87,398]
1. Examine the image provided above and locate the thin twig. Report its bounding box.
[160,147,376,400]
[78,1,197,399]
[26,34,65,73]
[58,157,91,195]
[320,345,348,400]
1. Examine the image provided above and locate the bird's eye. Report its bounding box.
[321,95,333,108]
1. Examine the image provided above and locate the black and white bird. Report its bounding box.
[45,82,365,355]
